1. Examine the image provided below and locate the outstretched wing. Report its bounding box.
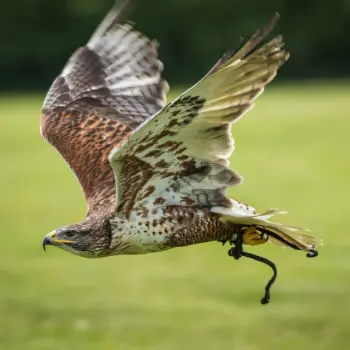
[109,14,289,219]
[40,1,168,212]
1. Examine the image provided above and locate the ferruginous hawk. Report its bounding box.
[41,1,321,304]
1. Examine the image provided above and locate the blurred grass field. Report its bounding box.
[0,82,349,350]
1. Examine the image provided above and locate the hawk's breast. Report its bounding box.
[108,213,173,254]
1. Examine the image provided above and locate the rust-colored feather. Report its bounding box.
[40,1,167,213]
[41,107,132,212]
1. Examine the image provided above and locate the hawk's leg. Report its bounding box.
[228,231,243,260]
[219,226,267,247]
[220,226,268,247]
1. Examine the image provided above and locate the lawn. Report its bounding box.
[0,82,349,349]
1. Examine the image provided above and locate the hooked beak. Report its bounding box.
[42,231,73,251]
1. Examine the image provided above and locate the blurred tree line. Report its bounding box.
[1,0,349,91]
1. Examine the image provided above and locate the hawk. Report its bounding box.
[41,1,321,304]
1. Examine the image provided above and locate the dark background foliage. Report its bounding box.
[1,0,349,91]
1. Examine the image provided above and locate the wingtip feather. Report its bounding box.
[88,0,131,47]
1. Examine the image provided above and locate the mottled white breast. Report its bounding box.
[109,212,172,254]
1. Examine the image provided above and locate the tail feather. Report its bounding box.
[214,207,323,253]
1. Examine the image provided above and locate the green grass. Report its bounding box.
[1,82,349,349]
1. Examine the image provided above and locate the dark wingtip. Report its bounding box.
[231,10,282,62]
[206,11,283,76]
[261,11,281,39]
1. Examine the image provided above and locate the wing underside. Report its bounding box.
[109,14,289,218]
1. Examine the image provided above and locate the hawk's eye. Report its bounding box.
[65,231,75,238]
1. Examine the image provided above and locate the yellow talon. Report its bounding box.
[242,226,268,246]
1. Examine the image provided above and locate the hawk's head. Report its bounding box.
[42,219,111,258]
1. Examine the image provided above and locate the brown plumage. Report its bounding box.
[41,2,321,304]
[41,0,167,214]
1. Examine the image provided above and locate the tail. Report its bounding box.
[213,206,323,255]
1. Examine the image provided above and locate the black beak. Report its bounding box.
[42,235,54,251]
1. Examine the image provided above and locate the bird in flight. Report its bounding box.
[41,1,321,304]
